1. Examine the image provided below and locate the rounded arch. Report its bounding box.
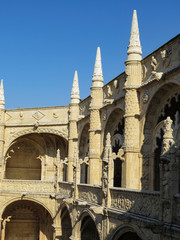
[7,128,68,149]
[1,199,53,240]
[4,132,68,181]
[142,83,180,190]
[108,224,145,240]
[0,196,54,219]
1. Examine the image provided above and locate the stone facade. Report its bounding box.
[0,9,180,240]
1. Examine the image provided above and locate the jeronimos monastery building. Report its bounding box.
[0,10,180,240]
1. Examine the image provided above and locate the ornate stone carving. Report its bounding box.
[142,64,147,81]
[113,79,118,89]
[79,99,90,117]
[97,222,102,236]
[152,71,163,81]
[151,56,157,71]
[78,185,101,204]
[111,189,160,219]
[58,182,72,198]
[142,90,149,104]
[32,111,45,121]
[2,216,11,229]
[102,110,107,121]
[162,164,170,199]
[0,180,55,193]
[161,116,175,156]
[107,85,112,97]
[79,191,98,204]
[8,128,68,146]
[53,111,59,118]
[161,47,172,68]
[19,111,23,119]
[5,112,12,122]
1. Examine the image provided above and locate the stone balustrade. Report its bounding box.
[0,179,55,194]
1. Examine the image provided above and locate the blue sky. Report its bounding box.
[0,0,179,109]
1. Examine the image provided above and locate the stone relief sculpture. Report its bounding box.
[161,116,175,156]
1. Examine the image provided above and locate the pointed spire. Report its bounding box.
[92,47,103,87]
[71,71,80,104]
[0,79,5,109]
[127,10,142,61]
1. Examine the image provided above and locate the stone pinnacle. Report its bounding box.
[71,70,80,104]
[92,47,103,87]
[127,10,142,61]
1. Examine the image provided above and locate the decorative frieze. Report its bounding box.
[0,180,55,193]
[78,184,102,204]
[110,188,160,219]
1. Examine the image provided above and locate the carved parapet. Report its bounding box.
[0,179,55,193]
[110,188,160,219]
[58,182,73,198]
[78,184,102,205]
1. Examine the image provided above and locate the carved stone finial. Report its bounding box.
[71,70,80,104]
[92,47,103,87]
[127,10,142,61]
[0,79,5,109]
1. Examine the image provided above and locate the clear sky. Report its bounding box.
[0,0,179,109]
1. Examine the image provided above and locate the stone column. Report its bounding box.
[89,47,103,185]
[68,71,80,182]
[123,10,142,189]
